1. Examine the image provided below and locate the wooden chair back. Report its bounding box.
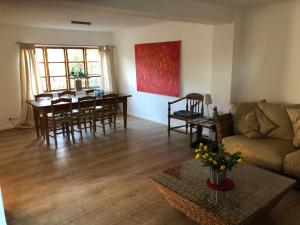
[85,89,95,95]
[58,90,76,98]
[78,96,96,116]
[35,93,53,101]
[101,94,119,114]
[186,93,204,116]
[50,98,73,119]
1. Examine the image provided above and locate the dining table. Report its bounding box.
[27,93,132,145]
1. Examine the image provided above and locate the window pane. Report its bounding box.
[67,49,83,61]
[70,78,86,89]
[88,77,101,87]
[47,48,65,62]
[35,48,44,62]
[37,63,45,77]
[40,78,47,91]
[69,63,84,74]
[50,77,67,90]
[86,49,100,61]
[87,62,100,75]
[49,63,66,76]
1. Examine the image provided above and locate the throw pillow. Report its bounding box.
[236,109,263,138]
[230,101,258,134]
[258,100,294,140]
[256,109,276,136]
[286,109,300,148]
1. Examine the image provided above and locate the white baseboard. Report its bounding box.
[0,123,13,131]
[127,112,167,126]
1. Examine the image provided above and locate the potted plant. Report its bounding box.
[69,67,88,91]
[195,144,242,185]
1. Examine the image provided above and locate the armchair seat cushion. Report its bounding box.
[223,135,296,171]
[173,110,201,119]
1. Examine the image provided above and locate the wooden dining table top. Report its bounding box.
[27,93,132,109]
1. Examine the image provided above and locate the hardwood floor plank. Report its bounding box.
[0,116,299,225]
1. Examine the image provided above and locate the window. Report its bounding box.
[35,47,102,91]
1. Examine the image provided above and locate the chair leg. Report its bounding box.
[102,117,106,135]
[70,120,75,144]
[168,116,171,137]
[84,119,87,132]
[54,126,57,147]
[66,122,70,140]
[185,122,188,135]
[93,116,96,134]
[190,125,193,145]
[79,121,83,138]
[113,114,116,132]
[62,123,65,137]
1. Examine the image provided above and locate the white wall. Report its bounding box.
[114,21,227,124]
[211,23,235,113]
[233,1,300,104]
[0,24,113,130]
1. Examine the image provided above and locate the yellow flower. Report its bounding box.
[220,165,226,170]
[202,155,207,159]
[199,143,204,147]
[195,154,200,159]
[204,153,209,158]
[204,146,208,151]
[213,160,217,165]
[209,157,213,161]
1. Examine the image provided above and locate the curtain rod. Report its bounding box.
[16,42,115,48]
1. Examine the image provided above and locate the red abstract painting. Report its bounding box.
[135,41,181,97]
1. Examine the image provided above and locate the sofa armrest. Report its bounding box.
[215,113,234,145]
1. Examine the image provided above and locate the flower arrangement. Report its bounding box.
[195,143,242,173]
[69,67,88,79]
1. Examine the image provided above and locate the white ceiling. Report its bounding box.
[0,0,165,32]
[0,0,294,32]
[197,0,292,7]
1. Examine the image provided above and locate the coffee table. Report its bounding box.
[151,159,295,225]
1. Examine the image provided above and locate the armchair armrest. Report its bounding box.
[168,97,187,105]
[215,113,234,145]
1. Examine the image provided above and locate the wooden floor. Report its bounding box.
[0,116,299,225]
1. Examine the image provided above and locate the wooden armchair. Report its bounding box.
[168,93,204,139]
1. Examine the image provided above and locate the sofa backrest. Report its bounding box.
[230,100,300,140]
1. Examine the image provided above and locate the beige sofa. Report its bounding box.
[216,100,300,182]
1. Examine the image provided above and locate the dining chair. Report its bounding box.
[34,93,54,137]
[85,89,95,95]
[47,98,75,146]
[58,90,76,98]
[73,96,96,138]
[96,94,119,134]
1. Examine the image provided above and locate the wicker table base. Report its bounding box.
[151,160,295,225]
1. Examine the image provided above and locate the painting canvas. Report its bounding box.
[134,41,181,97]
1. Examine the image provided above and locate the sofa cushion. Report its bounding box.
[287,109,300,148]
[235,110,262,138]
[258,101,294,140]
[223,135,296,171]
[256,109,276,135]
[283,151,300,177]
[230,102,258,135]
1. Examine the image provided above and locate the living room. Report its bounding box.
[0,0,299,224]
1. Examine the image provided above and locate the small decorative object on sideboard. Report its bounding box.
[69,67,88,91]
[203,94,212,118]
[195,143,242,187]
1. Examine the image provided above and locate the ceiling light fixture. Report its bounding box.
[71,20,92,26]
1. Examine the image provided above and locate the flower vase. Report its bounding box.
[75,79,82,91]
[209,167,226,185]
